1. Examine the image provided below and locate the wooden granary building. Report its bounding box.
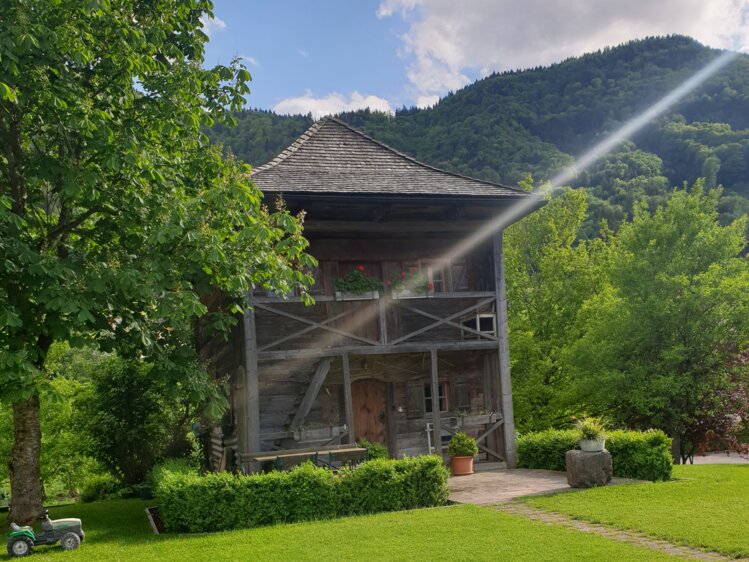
[199,117,542,472]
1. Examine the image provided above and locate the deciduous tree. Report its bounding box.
[0,0,313,522]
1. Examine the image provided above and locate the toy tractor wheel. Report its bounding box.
[7,536,33,557]
[60,532,81,551]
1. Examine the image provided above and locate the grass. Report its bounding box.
[525,464,749,558]
[20,500,682,561]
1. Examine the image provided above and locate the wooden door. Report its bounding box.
[351,378,387,445]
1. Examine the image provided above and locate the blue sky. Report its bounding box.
[204,0,749,118]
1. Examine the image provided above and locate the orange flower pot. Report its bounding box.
[451,455,474,476]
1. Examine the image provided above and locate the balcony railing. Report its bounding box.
[252,291,498,360]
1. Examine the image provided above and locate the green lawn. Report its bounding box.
[525,464,749,558]
[22,500,680,561]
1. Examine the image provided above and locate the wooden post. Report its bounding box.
[342,353,356,445]
[386,382,398,458]
[243,292,261,464]
[493,231,517,468]
[430,348,441,457]
[378,295,388,344]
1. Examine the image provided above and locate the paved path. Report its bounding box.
[691,451,749,464]
[448,468,572,504]
[498,503,740,562]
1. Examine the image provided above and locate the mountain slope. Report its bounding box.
[208,35,749,233]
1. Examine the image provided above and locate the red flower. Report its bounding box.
[427,282,434,290]
[401,271,407,278]
[385,280,392,286]
[356,265,365,272]
[409,267,418,273]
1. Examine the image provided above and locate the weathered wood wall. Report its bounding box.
[254,350,500,458]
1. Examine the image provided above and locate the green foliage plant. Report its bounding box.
[334,266,382,294]
[387,268,430,293]
[517,429,673,481]
[0,0,315,522]
[575,417,608,441]
[80,473,121,503]
[153,456,448,533]
[356,438,389,460]
[569,183,749,462]
[446,432,479,457]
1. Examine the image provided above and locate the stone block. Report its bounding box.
[565,449,613,488]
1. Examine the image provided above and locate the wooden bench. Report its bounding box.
[242,444,369,471]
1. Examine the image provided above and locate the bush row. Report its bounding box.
[153,456,449,533]
[517,428,673,481]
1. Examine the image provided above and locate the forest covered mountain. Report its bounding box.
[208,36,749,237]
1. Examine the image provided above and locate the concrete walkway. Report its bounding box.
[691,451,749,464]
[448,468,572,505]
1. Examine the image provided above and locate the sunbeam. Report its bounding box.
[441,49,739,265]
[259,49,741,404]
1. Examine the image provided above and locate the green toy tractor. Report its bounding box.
[7,509,84,557]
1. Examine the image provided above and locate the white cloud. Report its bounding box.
[200,14,226,37]
[273,91,393,119]
[239,54,259,67]
[416,95,439,108]
[298,49,310,58]
[379,0,749,101]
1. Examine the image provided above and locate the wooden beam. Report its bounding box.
[289,358,332,430]
[378,297,388,344]
[242,292,261,462]
[342,353,355,445]
[430,349,441,458]
[257,340,498,361]
[390,298,497,344]
[259,308,356,351]
[303,219,490,233]
[254,291,495,304]
[254,303,380,346]
[493,231,517,468]
[386,382,398,458]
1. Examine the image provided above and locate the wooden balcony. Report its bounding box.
[252,291,499,361]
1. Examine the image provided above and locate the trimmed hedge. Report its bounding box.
[517,428,673,481]
[154,456,449,533]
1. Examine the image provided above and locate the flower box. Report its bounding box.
[335,290,379,302]
[391,289,430,299]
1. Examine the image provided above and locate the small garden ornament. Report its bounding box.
[7,509,84,557]
[447,432,479,476]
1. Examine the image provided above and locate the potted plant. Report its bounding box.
[446,432,479,476]
[387,268,433,298]
[575,417,608,452]
[334,265,382,300]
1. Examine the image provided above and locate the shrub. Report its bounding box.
[357,438,389,460]
[147,458,198,493]
[605,430,673,482]
[154,456,449,533]
[80,473,121,503]
[517,428,672,481]
[447,432,479,457]
[517,429,578,472]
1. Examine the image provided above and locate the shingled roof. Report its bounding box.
[251,117,531,198]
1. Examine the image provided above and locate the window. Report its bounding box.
[402,259,468,293]
[460,313,496,339]
[424,382,449,413]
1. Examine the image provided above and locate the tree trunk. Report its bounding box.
[8,394,45,525]
[670,433,682,465]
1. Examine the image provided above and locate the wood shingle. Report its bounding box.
[251,117,532,199]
